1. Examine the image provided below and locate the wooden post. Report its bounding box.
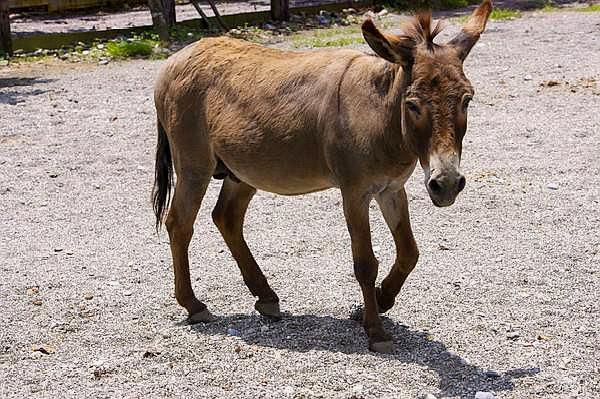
[0,0,11,55]
[271,0,289,21]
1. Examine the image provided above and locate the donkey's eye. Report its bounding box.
[405,100,421,116]
[462,95,473,110]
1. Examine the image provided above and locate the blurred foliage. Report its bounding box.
[489,8,521,19]
[106,39,155,58]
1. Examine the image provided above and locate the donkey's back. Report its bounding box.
[154,37,374,194]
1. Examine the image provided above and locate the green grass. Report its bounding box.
[489,8,521,20]
[105,39,156,58]
[540,3,559,12]
[575,4,600,12]
[292,35,363,48]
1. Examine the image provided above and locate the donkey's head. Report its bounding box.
[362,0,492,207]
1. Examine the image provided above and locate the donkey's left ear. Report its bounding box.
[362,19,415,67]
[448,0,493,61]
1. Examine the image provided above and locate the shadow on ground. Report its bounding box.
[0,77,54,105]
[187,313,540,398]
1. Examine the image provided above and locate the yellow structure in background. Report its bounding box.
[9,0,125,12]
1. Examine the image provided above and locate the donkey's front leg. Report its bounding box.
[374,187,419,313]
[342,190,393,353]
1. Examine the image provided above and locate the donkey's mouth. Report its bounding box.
[429,194,457,208]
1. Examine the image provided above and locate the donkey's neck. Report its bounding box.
[373,62,413,161]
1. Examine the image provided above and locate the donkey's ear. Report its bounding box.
[448,0,493,60]
[362,19,415,67]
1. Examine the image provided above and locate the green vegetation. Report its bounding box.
[489,8,521,20]
[540,2,560,12]
[292,35,364,48]
[106,39,156,58]
[575,4,600,12]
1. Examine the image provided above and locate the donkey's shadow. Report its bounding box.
[188,313,539,398]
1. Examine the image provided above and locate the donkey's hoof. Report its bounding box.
[188,309,217,324]
[369,340,394,354]
[255,301,281,320]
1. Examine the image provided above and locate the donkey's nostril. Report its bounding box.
[457,176,466,192]
[428,178,442,193]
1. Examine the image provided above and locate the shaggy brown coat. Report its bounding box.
[153,0,492,352]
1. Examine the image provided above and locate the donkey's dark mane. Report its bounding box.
[403,11,444,50]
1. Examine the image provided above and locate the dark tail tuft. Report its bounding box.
[152,118,173,233]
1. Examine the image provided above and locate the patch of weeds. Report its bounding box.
[292,35,364,48]
[575,4,600,12]
[311,26,363,37]
[540,3,560,12]
[170,25,205,43]
[489,8,521,20]
[106,39,156,58]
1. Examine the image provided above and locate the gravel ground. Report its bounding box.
[1,9,599,399]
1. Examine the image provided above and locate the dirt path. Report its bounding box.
[1,9,599,399]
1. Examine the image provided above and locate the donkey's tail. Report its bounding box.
[152,118,173,233]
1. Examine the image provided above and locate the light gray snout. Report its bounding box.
[427,172,466,207]
[423,152,465,207]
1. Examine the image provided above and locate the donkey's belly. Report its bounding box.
[213,135,335,195]
[218,153,335,195]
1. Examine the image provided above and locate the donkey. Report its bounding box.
[152,0,492,353]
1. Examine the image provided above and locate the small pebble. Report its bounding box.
[547,183,559,190]
[484,369,501,378]
[283,386,294,394]
[352,384,364,393]
[523,75,533,81]
[84,293,94,300]
[475,392,496,399]
[227,328,240,336]
[424,394,438,399]
[507,331,520,340]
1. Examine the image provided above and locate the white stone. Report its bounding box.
[475,391,496,399]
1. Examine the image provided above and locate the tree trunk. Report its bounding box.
[148,0,171,44]
[0,0,11,55]
[161,0,176,26]
[271,0,289,21]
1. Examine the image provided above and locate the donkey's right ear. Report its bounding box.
[362,19,415,67]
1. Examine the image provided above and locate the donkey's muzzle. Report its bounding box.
[427,172,466,207]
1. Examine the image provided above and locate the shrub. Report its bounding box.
[106,39,155,58]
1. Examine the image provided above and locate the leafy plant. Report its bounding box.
[106,39,156,58]
[292,35,363,48]
[489,8,521,20]
[575,4,600,12]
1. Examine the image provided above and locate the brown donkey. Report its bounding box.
[153,0,492,353]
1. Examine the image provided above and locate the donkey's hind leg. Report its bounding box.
[212,177,281,319]
[166,173,215,323]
